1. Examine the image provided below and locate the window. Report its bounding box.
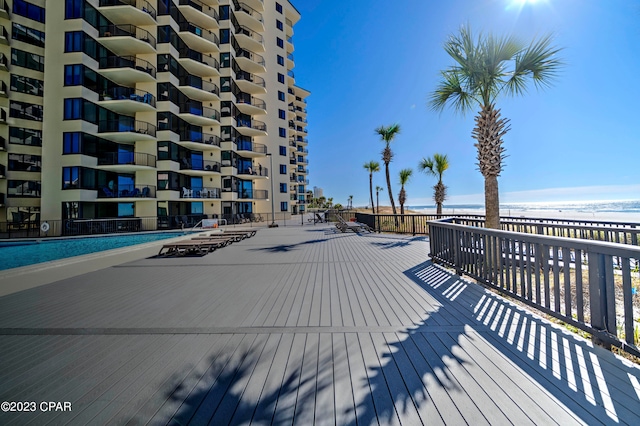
[220,52,230,68]
[64,64,83,86]
[276,20,283,31]
[280,183,287,193]
[276,2,283,13]
[279,146,287,156]
[7,180,41,197]
[10,75,44,96]
[63,132,82,154]
[277,73,285,84]
[277,55,284,66]
[9,127,42,146]
[13,0,46,23]
[9,154,41,172]
[279,127,286,138]
[278,91,285,101]
[278,109,285,119]
[63,98,82,120]
[64,31,83,52]
[62,167,79,189]
[10,100,43,121]
[279,164,287,174]
[11,48,44,72]
[276,37,284,48]
[280,202,288,212]
[12,23,45,48]
[65,0,83,19]
[220,29,230,44]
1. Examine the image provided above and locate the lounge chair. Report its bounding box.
[335,215,372,233]
[157,240,220,256]
[314,213,326,223]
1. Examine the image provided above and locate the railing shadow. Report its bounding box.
[364,260,640,424]
[370,236,428,250]
[248,238,326,253]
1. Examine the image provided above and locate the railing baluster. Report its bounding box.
[622,258,634,345]
[552,246,561,312]
[563,247,572,317]
[576,249,584,323]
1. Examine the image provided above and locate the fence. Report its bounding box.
[428,218,640,357]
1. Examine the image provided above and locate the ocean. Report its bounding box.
[407,200,640,216]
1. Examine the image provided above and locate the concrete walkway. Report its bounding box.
[0,224,639,425]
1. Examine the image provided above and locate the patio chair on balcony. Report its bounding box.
[102,187,115,197]
[182,187,192,198]
[141,187,150,198]
[129,188,140,197]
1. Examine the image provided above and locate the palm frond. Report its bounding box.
[418,157,436,176]
[505,34,563,96]
[429,71,476,114]
[398,168,413,186]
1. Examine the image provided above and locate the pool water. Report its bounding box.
[0,232,189,271]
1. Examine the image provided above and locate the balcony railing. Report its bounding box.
[98,119,157,137]
[179,75,219,96]
[238,166,268,177]
[0,53,7,70]
[178,20,220,46]
[97,151,157,167]
[289,158,297,165]
[98,184,156,198]
[235,49,265,67]
[235,72,265,87]
[237,140,267,154]
[98,0,156,19]
[179,48,219,70]
[183,132,220,147]
[100,87,156,107]
[99,55,156,78]
[236,119,266,132]
[238,189,268,199]
[235,2,263,23]
[99,24,156,48]
[180,187,221,198]
[178,0,219,21]
[179,158,222,172]
[235,25,264,45]
[237,94,266,110]
[179,103,220,121]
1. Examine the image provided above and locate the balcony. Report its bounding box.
[234,2,264,33]
[0,107,7,124]
[98,184,156,199]
[0,25,7,46]
[297,166,308,174]
[286,35,294,53]
[98,55,156,86]
[178,75,220,101]
[179,131,221,151]
[98,0,156,26]
[97,151,157,171]
[0,136,5,150]
[0,0,9,20]
[297,147,309,154]
[234,25,264,53]
[177,0,220,30]
[237,165,268,178]
[179,158,222,176]
[98,119,156,143]
[235,48,266,74]
[236,119,267,137]
[178,21,219,53]
[286,52,294,69]
[0,53,6,72]
[98,87,156,114]
[0,80,6,97]
[235,94,266,116]
[287,69,295,84]
[236,140,267,158]
[237,189,268,200]
[98,25,156,55]
[178,48,220,77]
[289,158,297,165]
[285,18,294,37]
[0,164,4,178]
[242,0,264,12]
[235,72,266,94]
[180,186,221,199]
[178,102,220,126]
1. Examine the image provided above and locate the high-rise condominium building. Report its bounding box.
[0,0,309,235]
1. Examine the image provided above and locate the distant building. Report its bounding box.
[313,186,323,198]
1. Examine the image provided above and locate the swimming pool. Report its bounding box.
[0,232,190,271]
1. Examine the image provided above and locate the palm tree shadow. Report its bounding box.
[249,238,326,253]
[370,236,427,249]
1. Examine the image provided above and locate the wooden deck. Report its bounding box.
[1,225,639,425]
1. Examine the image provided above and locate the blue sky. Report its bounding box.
[289,0,640,207]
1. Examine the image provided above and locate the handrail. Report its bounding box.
[427,218,640,358]
[99,24,157,48]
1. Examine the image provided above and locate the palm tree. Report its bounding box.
[327,197,333,209]
[363,161,380,213]
[429,25,562,228]
[318,196,326,208]
[375,124,401,217]
[375,186,383,214]
[419,153,450,215]
[398,168,413,219]
[348,195,353,210]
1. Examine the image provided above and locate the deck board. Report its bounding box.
[0,225,639,425]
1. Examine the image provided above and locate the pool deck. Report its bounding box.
[1,224,639,425]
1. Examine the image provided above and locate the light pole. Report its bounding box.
[266,153,278,228]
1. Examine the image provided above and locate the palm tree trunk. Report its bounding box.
[369,174,375,214]
[436,203,442,215]
[485,175,500,229]
[385,163,397,215]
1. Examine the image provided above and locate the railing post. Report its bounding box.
[588,251,611,349]
[453,228,463,276]
[411,215,416,236]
